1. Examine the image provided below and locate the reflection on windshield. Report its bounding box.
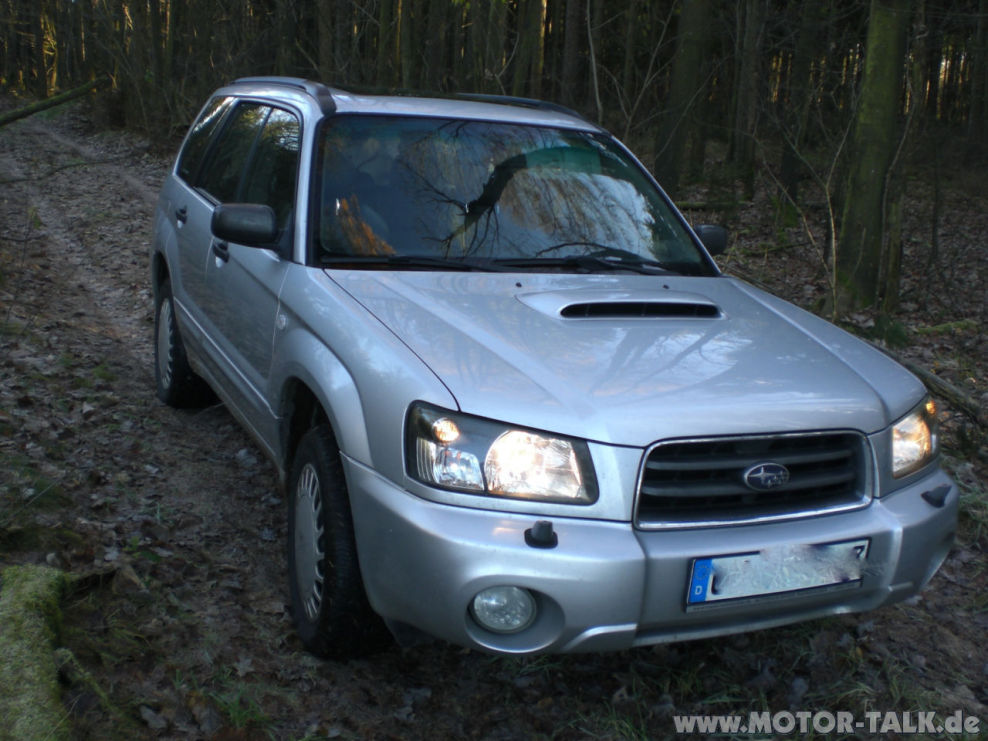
[315,116,708,273]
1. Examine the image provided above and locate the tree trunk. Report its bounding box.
[31,0,47,97]
[54,0,71,88]
[164,0,180,86]
[377,0,397,86]
[512,0,545,97]
[654,0,711,197]
[531,0,547,98]
[968,0,987,153]
[334,0,353,81]
[924,28,941,118]
[586,0,602,120]
[425,0,448,90]
[836,0,910,314]
[317,1,333,80]
[148,0,162,86]
[621,0,640,94]
[560,0,582,106]
[728,0,766,197]
[399,0,416,88]
[449,2,466,90]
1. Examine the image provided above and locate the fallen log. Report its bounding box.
[864,339,987,429]
[0,77,108,129]
[897,357,987,429]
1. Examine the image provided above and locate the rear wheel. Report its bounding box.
[288,425,385,658]
[154,278,211,407]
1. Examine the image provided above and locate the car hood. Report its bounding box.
[329,270,924,447]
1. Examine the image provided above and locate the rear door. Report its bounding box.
[171,100,268,341]
[160,95,232,339]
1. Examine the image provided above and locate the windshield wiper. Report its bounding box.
[492,255,677,275]
[320,254,509,272]
[321,251,681,275]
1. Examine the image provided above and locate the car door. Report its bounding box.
[199,106,301,446]
[170,100,266,340]
[161,95,233,343]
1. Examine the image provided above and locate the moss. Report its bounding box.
[0,565,69,741]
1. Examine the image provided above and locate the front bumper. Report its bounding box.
[344,456,957,655]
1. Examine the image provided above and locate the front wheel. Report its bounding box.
[287,425,385,658]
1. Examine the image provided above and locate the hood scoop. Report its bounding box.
[560,300,720,319]
[517,288,723,320]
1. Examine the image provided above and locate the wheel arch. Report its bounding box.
[276,353,372,480]
[281,378,333,477]
[151,249,170,299]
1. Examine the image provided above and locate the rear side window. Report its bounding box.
[197,103,269,203]
[177,96,232,183]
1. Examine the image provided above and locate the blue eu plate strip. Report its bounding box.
[689,558,713,603]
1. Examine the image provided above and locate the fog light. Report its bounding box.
[470,586,536,634]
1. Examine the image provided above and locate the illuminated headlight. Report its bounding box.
[892,396,939,478]
[406,402,598,504]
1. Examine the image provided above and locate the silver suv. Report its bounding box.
[151,77,957,657]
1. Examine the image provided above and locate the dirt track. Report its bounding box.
[1,104,986,740]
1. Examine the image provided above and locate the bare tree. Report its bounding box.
[836,0,911,313]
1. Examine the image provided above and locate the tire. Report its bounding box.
[288,425,386,658]
[154,278,211,407]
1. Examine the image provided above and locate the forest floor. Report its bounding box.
[0,100,986,741]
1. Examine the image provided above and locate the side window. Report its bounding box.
[196,103,269,203]
[241,108,301,229]
[176,96,232,184]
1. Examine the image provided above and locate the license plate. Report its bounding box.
[687,539,869,605]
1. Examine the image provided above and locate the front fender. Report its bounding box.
[268,266,459,486]
[273,332,373,467]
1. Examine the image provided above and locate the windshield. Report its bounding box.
[313,115,713,275]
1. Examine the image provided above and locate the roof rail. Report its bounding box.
[232,78,588,122]
[233,76,337,114]
[453,92,588,123]
[317,82,589,123]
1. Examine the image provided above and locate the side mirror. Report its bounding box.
[693,224,728,256]
[212,204,278,246]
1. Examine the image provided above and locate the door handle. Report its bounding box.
[212,240,230,262]
[175,206,188,224]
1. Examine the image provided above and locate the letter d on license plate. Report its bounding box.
[687,539,869,604]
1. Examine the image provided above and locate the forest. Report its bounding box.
[1,3,987,738]
[2,0,986,314]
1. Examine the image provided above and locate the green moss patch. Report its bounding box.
[0,565,68,741]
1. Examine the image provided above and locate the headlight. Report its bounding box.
[406,402,598,504]
[892,396,939,478]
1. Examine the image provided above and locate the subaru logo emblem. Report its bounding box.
[743,463,790,491]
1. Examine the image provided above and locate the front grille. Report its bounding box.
[636,432,870,528]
